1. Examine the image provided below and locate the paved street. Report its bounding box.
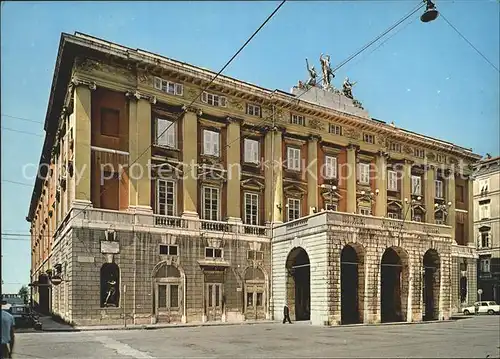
[14,316,500,358]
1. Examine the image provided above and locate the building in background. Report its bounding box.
[27,32,481,326]
[474,156,500,302]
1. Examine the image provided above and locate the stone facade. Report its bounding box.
[273,212,453,326]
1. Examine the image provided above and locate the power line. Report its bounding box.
[1,127,44,137]
[1,114,44,125]
[2,179,34,187]
[440,12,499,73]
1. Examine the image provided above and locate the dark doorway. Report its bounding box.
[423,249,440,321]
[38,274,50,314]
[381,247,406,323]
[100,263,120,307]
[286,247,310,321]
[341,245,360,324]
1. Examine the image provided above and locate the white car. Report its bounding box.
[462,301,500,315]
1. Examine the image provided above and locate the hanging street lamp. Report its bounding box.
[421,0,439,23]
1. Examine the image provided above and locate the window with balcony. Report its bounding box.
[436,154,446,163]
[287,147,301,171]
[326,203,338,211]
[201,92,227,107]
[435,180,444,199]
[479,179,489,193]
[246,104,261,117]
[480,232,490,248]
[156,118,176,148]
[389,142,401,152]
[154,77,183,96]
[205,247,223,259]
[329,124,342,135]
[412,214,422,222]
[363,133,375,144]
[244,139,259,164]
[359,207,371,216]
[101,108,120,137]
[247,250,264,261]
[287,198,301,221]
[156,179,175,216]
[202,186,219,221]
[324,156,337,179]
[388,170,398,191]
[203,130,220,157]
[159,244,178,256]
[388,212,399,219]
[244,193,259,226]
[358,163,370,185]
[414,148,425,158]
[411,175,422,196]
[290,114,305,126]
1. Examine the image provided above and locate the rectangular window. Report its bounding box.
[389,142,401,152]
[359,207,371,216]
[358,163,370,185]
[158,285,167,308]
[156,118,176,148]
[388,212,399,219]
[205,247,223,258]
[246,104,261,117]
[435,180,444,199]
[287,147,301,171]
[244,139,260,164]
[411,175,422,196]
[203,130,220,156]
[436,154,446,163]
[170,285,179,308]
[244,193,259,225]
[159,244,178,256]
[203,187,219,221]
[154,77,183,96]
[201,92,227,107]
[101,108,120,137]
[480,257,491,273]
[156,180,175,216]
[480,204,490,220]
[413,214,422,222]
[388,170,398,191]
[328,124,342,135]
[414,148,425,158]
[287,198,301,221]
[480,179,489,193]
[290,114,305,126]
[247,292,253,307]
[324,156,337,179]
[363,133,375,144]
[435,218,444,225]
[256,292,263,307]
[481,232,490,248]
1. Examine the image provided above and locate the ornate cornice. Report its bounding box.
[125,90,157,104]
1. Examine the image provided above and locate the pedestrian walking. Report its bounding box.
[283,302,292,324]
[1,298,15,358]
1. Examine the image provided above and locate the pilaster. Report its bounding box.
[226,117,241,221]
[127,91,155,212]
[467,178,474,245]
[181,107,199,218]
[307,136,319,214]
[72,78,95,206]
[346,144,357,213]
[375,152,387,217]
[424,166,436,223]
[402,160,412,221]
[447,171,456,230]
[273,128,284,223]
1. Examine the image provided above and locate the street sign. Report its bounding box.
[51,275,62,286]
[477,289,483,295]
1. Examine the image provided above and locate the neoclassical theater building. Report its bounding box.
[28,32,480,326]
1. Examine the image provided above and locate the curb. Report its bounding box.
[39,320,280,333]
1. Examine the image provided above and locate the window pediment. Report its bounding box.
[284,184,306,198]
[241,178,265,191]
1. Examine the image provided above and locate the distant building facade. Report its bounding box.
[28,32,480,326]
[474,156,500,302]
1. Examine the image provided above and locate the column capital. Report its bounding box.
[226,116,243,125]
[182,105,203,116]
[308,134,321,142]
[403,158,414,165]
[377,150,390,159]
[347,143,359,151]
[70,76,96,91]
[125,90,156,104]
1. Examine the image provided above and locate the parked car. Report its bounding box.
[10,305,37,328]
[462,301,500,315]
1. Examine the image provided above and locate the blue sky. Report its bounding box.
[1,1,499,293]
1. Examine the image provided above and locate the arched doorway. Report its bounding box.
[152,263,184,323]
[244,267,266,320]
[285,247,310,321]
[380,247,409,323]
[423,249,440,321]
[341,244,365,324]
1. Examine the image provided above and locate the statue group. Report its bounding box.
[300,53,358,102]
